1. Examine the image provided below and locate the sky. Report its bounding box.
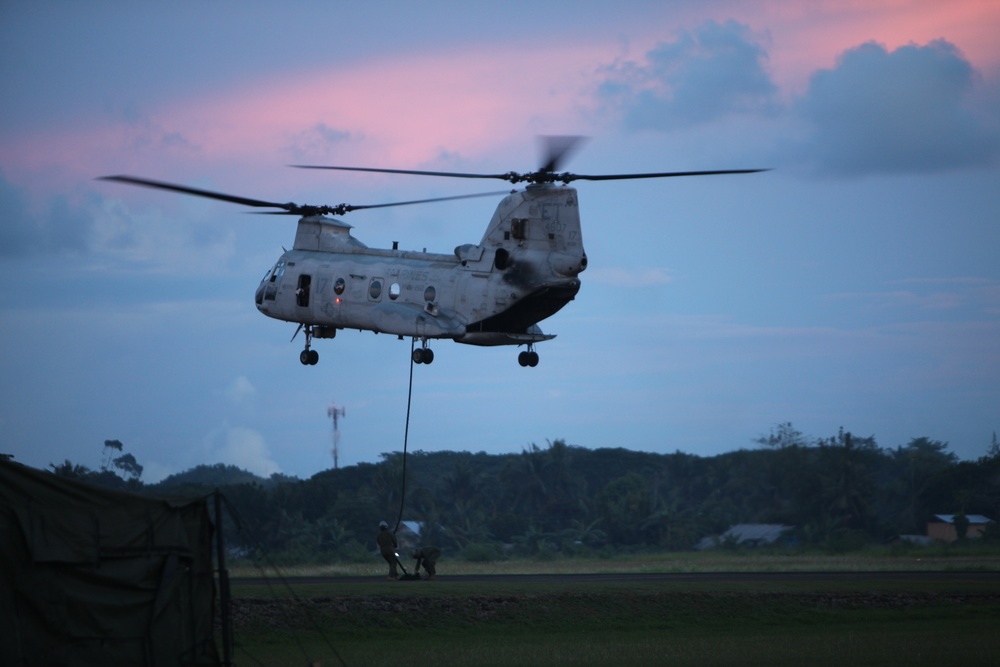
[2,0,999,482]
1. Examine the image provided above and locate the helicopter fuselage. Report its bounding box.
[255,184,587,363]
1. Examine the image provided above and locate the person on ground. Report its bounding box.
[376,521,398,580]
[411,546,441,580]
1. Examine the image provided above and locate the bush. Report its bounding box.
[462,542,503,562]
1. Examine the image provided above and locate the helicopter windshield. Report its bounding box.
[256,260,286,304]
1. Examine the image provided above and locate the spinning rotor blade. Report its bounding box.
[292,165,517,181]
[99,175,305,212]
[341,190,512,212]
[295,164,769,185]
[99,175,506,216]
[295,134,767,184]
[538,135,586,174]
[561,168,769,182]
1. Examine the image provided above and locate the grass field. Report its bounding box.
[226,550,1000,667]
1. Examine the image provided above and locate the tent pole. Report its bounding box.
[214,490,233,667]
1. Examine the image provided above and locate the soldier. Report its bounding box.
[411,546,441,580]
[376,521,398,580]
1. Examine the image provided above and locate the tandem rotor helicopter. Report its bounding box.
[101,137,765,367]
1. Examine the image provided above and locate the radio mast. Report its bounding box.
[327,404,346,469]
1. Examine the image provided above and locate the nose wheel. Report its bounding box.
[518,345,539,367]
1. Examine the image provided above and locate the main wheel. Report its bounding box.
[518,351,529,367]
[527,351,539,367]
[300,350,311,365]
[308,349,319,365]
[423,348,434,364]
[412,348,425,364]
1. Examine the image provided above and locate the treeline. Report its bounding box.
[48,426,1000,562]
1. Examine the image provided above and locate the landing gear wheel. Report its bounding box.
[527,351,539,367]
[412,343,434,365]
[518,349,540,367]
[518,351,529,367]
[300,349,319,365]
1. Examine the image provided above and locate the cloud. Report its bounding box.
[203,424,280,478]
[224,375,257,406]
[826,277,1000,315]
[0,172,92,257]
[284,123,354,162]
[792,39,1000,175]
[596,20,779,131]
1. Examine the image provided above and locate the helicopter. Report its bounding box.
[100,138,765,367]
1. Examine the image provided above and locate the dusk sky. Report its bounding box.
[2,1,998,482]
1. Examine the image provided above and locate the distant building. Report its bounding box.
[396,520,423,549]
[694,523,794,550]
[926,514,993,542]
[887,534,936,547]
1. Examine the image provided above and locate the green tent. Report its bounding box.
[0,459,220,666]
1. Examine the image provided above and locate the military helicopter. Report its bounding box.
[101,138,764,367]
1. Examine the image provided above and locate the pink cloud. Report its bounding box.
[757,0,1000,94]
[6,42,611,195]
[5,0,998,196]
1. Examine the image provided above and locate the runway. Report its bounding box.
[231,569,1000,586]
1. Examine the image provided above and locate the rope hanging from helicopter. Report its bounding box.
[392,338,417,535]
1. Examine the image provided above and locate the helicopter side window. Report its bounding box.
[389,283,401,300]
[368,278,383,301]
[334,277,346,295]
[511,218,527,241]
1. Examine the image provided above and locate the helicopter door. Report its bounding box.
[296,274,311,307]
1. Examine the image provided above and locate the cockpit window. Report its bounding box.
[270,260,286,283]
[259,260,285,302]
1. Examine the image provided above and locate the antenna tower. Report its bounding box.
[327,403,346,469]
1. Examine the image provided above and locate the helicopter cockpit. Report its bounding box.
[255,259,286,305]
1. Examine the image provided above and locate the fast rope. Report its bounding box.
[392,337,416,534]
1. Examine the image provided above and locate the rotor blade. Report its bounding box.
[292,165,515,181]
[247,190,512,214]
[98,175,298,211]
[294,164,769,185]
[539,135,586,173]
[343,190,512,212]
[561,168,771,182]
[100,174,509,217]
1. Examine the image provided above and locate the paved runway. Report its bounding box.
[232,570,1000,586]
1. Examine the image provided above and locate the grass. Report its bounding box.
[225,550,1000,666]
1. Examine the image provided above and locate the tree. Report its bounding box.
[755,422,809,449]
[49,459,92,479]
[953,512,970,542]
[113,453,143,482]
[595,472,652,545]
[101,439,124,471]
[891,438,957,533]
[818,429,878,535]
